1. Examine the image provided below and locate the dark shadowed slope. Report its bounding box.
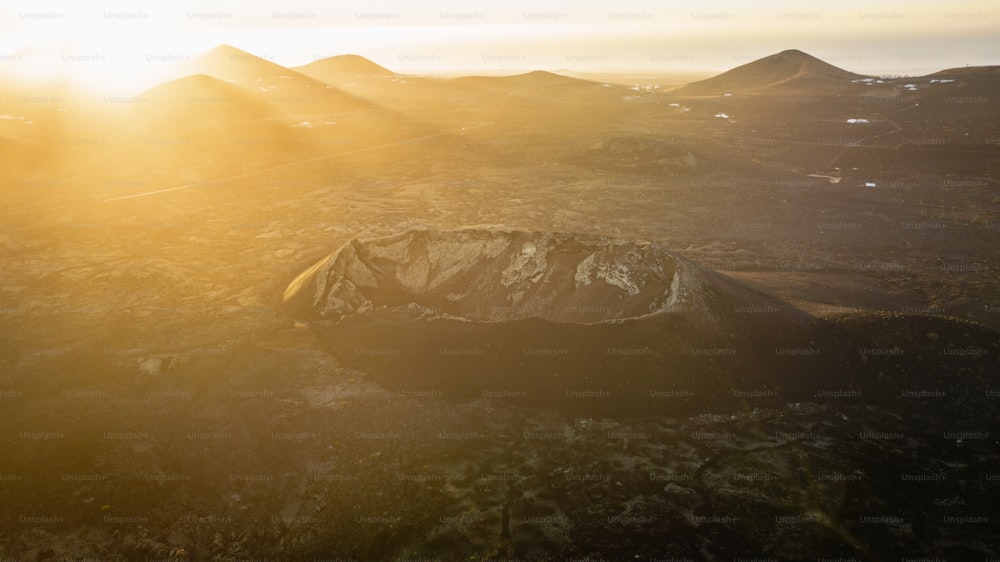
[135,73,277,125]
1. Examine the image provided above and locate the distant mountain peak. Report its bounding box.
[765,49,845,71]
[201,44,255,58]
[185,44,296,83]
[295,54,394,83]
[674,49,863,94]
[207,43,239,53]
[775,48,810,58]
[444,70,597,92]
[196,44,274,64]
[332,54,380,63]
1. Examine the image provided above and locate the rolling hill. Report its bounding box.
[449,70,602,92]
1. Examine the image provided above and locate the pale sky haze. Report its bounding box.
[1,0,996,93]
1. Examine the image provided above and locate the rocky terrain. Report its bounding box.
[284,228,698,323]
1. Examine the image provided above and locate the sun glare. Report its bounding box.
[1,35,184,95]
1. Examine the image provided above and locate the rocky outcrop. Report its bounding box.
[284,228,711,324]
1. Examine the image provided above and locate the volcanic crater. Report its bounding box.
[283,228,857,415]
[284,228,712,324]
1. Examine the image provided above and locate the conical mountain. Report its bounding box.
[184,44,302,84]
[675,49,864,94]
[294,54,395,84]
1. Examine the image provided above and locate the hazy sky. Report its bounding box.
[1,0,996,92]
